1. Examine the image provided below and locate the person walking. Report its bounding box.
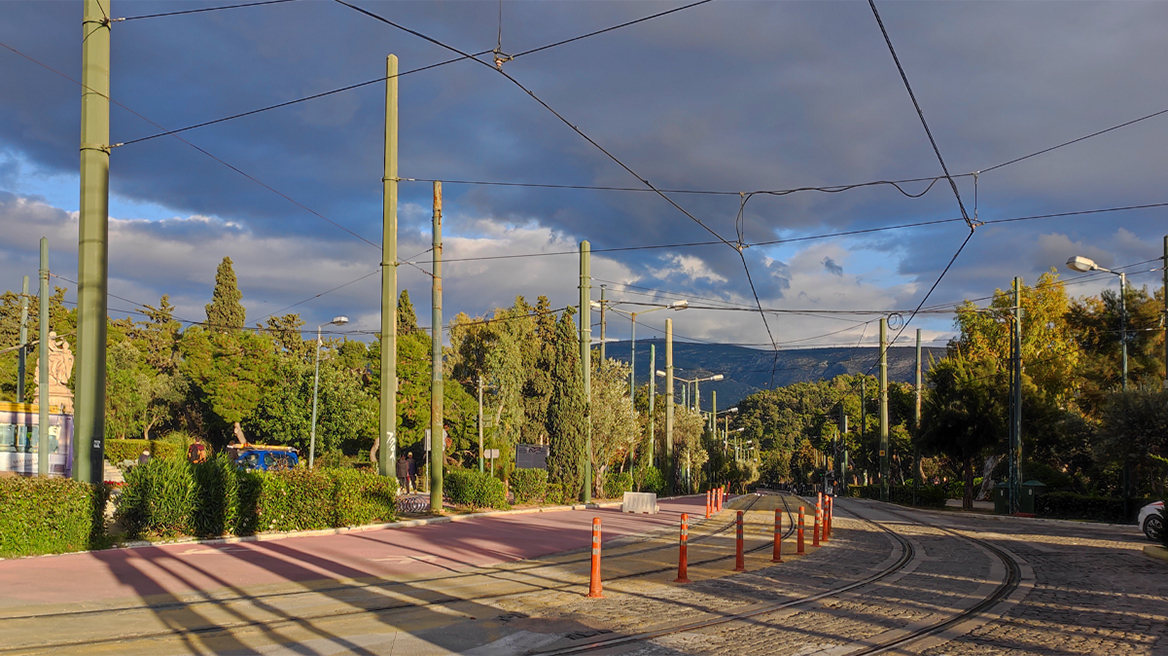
[396,454,410,493]
[406,452,418,493]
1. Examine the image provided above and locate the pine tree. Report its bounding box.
[398,289,418,335]
[546,307,586,501]
[205,256,245,332]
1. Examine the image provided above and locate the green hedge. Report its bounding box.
[117,458,396,539]
[445,469,509,509]
[847,484,948,508]
[545,482,566,505]
[510,469,548,505]
[603,471,633,499]
[1034,492,1154,523]
[0,477,107,558]
[104,438,184,467]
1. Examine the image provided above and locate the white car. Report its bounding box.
[1139,501,1164,540]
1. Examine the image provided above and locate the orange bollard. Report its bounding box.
[675,513,691,583]
[705,490,712,518]
[796,506,806,555]
[733,510,746,571]
[771,508,783,563]
[813,503,821,547]
[587,517,603,598]
[825,496,832,540]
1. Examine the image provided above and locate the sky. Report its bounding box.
[1,0,1166,353]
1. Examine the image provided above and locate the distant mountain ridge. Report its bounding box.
[600,339,947,411]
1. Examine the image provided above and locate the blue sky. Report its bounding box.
[1,0,1166,351]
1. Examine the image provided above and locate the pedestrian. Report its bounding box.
[407,452,417,492]
[138,450,151,466]
[396,454,409,493]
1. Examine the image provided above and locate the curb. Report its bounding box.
[846,498,1138,530]
[3,495,707,561]
[1143,545,1168,563]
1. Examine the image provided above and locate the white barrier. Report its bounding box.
[621,491,658,514]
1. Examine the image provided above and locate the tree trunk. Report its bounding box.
[962,456,975,511]
[233,421,248,446]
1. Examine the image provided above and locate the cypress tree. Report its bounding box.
[546,307,586,501]
[398,289,418,335]
[205,256,245,332]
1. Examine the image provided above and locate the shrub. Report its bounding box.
[545,482,566,506]
[0,477,106,558]
[104,437,186,468]
[510,468,548,505]
[255,468,336,532]
[445,469,509,509]
[633,466,665,496]
[330,468,396,526]
[104,439,152,466]
[118,457,197,537]
[603,471,633,499]
[1035,492,1154,523]
[847,484,947,508]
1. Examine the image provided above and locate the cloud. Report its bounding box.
[822,257,843,276]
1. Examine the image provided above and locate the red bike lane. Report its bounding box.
[0,495,713,608]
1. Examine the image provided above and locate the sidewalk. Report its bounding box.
[0,494,710,609]
[944,498,994,511]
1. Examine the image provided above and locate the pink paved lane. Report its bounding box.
[0,496,711,607]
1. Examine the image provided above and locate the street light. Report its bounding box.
[670,372,724,411]
[310,315,349,469]
[1067,255,1128,390]
[609,300,688,414]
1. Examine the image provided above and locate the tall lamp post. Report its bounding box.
[1067,256,1128,391]
[310,315,349,469]
[602,300,688,413]
[667,372,724,412]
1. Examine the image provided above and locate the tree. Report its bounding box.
[397,289,418,336]
[919,352,1006,510]
[589,358,638,497]
[179,327,275,446]
[546,308,586,500]
[205,256,245,332]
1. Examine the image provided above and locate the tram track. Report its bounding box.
[0,494,794,654]
[532,497,1023,656]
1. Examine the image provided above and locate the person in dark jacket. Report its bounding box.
[396,454,410,492]
[406,453,418,492]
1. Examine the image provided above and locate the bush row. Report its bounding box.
[0,477,107,558]
[1034,491,1154,523]
[444,469,509,509]
[603,471,633,499]
[104,438,184,466]
[117,456,396,538]
[847,484,948,508]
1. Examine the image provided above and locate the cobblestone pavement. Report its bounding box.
[6,494,1165,655]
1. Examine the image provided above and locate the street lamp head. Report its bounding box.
[711,374,724,381]
[329,316,349,326]
[670,300,689,310]
[1066,255,1097,273]
[655,370,667,377]
[589,300,602,310]
[728,407,739,413]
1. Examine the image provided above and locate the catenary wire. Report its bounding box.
[867,0,973,228]
[116,0,299,22]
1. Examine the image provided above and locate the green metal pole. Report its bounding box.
[599,285,606,363]
[914,327,922,502]
[1011,276,1023,512]
[1163,235,1167,390]
[309,325,322,469]
[74,0,111,485]
[710,390,716,434]
[379,54,399,477]
[648,342,655,469]
[629,313,636,416]
[17,276,28,402]
[1119,271,1128,392]
[478,375,484,473]
[879,317,888,502]
[430,181,444,511]
[580,241,591,503]
[665,318,674,493]
[38,238,49,477]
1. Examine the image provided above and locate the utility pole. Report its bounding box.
[38,238,49,477]
[599,285,606,363]
[1010,276,1023,514]
[648,343,656,469]
[1163,235,1167,390]
[1119,271,1129,392]
[74,0,111,485]
[430,181,443,511]
[879,317,889,502]
[710,390,716,434]
[478,375,484,473]
[665,318,674,493]
[840,411,848,495]
[17,276,29,402]
[629,313,636,415]
[914,328,923,502]
[379,54,399,477]
[580,241,592,503]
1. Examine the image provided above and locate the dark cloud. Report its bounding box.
[822,257,843,276]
